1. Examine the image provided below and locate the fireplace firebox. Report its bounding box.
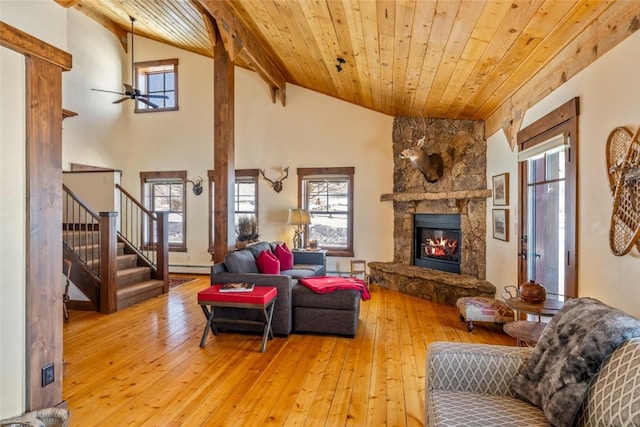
[413,214,461,274]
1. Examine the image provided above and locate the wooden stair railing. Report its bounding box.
[62,184,117,313]
[116,184,169,293]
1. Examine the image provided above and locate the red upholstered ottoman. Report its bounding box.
[456,296,514,332]
[198,285,277,352]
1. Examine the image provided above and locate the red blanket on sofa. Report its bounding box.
[299,276,371,301]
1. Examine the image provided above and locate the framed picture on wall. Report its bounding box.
[493,209,509,241]
[492,173,509,206]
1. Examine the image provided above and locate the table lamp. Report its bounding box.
[287,208,311,249]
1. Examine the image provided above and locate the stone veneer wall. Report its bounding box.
[392,117,488,279]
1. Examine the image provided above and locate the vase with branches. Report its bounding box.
[235,215,259,246]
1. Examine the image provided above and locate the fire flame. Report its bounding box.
[424,237,458,257]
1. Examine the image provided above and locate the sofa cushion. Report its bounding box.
[246,241,273,259]
[577,338,640,427]
[274,243,294,270]
[256,250,280,274]
[427,390,549,427]
[293,284,360,311]
[224,250,259,274]
[280,268,318,279]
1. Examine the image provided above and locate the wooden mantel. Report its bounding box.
[380,189,492,202]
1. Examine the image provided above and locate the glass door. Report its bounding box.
[520,143,566,295]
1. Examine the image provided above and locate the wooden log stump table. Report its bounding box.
[198,285,277,353]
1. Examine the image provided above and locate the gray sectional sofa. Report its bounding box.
[210,241,360,337]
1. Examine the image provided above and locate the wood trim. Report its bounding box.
[297,167,355,257]
[139,171,188,252]
[25,56,64,410]
[517,98,579,298]
[67,163,122,173]
[517,97,579,147]
[0,21,72,71]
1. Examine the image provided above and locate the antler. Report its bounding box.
[260,167,289,193]
[259,169,275,185]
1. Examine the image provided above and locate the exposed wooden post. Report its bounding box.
[100,212,118,313]
[25,55,64,411]
[213,25,236,262]
[155,211,169,293]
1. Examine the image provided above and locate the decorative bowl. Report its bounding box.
[519,280,547,303]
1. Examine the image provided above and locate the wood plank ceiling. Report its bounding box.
[57,1,639,128]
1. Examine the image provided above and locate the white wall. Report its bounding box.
[486,31,640,318]
[62,8,127,170]
[103,34,395,275]
[0,0,68,419]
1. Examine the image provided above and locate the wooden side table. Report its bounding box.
[503,295,565,346]
[198,285,278,353]
[503,321,547,347]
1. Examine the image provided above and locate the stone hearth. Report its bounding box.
[369,262,496,306]
[374,117,495,306]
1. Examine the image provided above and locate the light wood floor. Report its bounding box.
[63,276,515,426]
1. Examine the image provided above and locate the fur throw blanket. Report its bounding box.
[511,297,640,426]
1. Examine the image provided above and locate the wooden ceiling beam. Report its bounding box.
[189,0,217,56]
[485,1,640,149]
[53,0,79,7]
[198,0,286,106]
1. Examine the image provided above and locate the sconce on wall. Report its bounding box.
[186,176,203,196]
[259,166,289,193]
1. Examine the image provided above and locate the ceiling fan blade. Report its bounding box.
[123,83,135,95]
[137,97,159,108]
[92,88,126,95]
[112,97,129,104]
[139,93,169,99]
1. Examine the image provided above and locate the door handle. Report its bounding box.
[517,249,527,260]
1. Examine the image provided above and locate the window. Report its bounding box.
[208,169,259,252]
[298,167,354,257]
[134,59,178,112]
[140,171,187,251]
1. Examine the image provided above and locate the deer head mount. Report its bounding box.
[399,136,444,183]
[186,176,204,196]
[259,166,289,193]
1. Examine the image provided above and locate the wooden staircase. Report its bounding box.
[63,231,165,311]
[63,183,169,314]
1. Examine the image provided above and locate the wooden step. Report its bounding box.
[116,280,164,311]
[86,254,138,271]
[117,266,152,289]
[71,242,124,261]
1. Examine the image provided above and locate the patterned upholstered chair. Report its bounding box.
[425,338,640,426]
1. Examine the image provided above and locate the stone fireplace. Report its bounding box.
[369,118,496,305]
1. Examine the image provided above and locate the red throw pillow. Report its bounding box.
[256,250,280,274]
[274,243,294,270]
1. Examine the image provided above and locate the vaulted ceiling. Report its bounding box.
[55,0,640,142]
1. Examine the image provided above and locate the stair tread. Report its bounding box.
[117,266,151,276]
[117,280,164,296]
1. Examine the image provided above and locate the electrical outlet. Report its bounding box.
[42,363,54,387]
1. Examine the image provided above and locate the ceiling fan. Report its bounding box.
[92,16,168,108]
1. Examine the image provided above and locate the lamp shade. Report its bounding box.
[287,208,311,225]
